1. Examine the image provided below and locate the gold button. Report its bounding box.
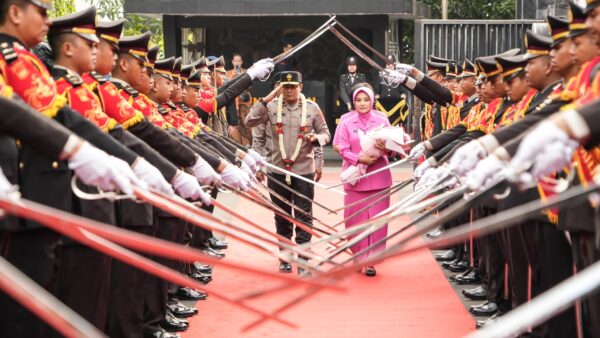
[52,161,58,169]
[19,162,23,170]
[15,139,21,148]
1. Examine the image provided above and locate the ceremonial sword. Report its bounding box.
[0,255,106,338]
[467,259,600,338]
[208,131,339,214]
[263,162,346,195]
[329,178,414,213]
[72,178,323,269]
[326,158,411,190]
[364,182,600,272]
[272,16,337,64]
[237,180,560,329]
[0,195,299,328]
[249,182,600,331]
[234,176,464,320]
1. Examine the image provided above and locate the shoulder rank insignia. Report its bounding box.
[64,73,83,87]
[166,102,177,109]
[0,42,17,65]
[89,71,106,84]
[157,105,169,115]
[122,84,139,97]
[177,102,190,112]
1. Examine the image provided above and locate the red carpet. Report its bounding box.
[183,171,474,337]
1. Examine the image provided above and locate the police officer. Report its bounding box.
[374,54,412,129]
[339,56,367,115]
[246,71,330,275]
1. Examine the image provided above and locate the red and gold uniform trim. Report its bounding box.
[82,73,144,128]
[55,77,117,132]
[0,44,66,118]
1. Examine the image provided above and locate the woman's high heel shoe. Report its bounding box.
[365,266,376,277]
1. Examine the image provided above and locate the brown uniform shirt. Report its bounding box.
[246,97,330,175]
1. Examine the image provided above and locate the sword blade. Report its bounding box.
[466,260,600,338]
[329,182,405,228]
[209,198,332,264]
[334,19,388,62]
[273,18,337,64]
[265,172,338,214]
[0,196,297,328]
[263,162,346,195]
[0,195,344,291]
[326,158,410,190]
[0,256,106,338]
[339,188,462,265]
[207,131,338,214]
[135,187,317,268]
[329,26,383,71]
[388,183,599,259]
[329,179,414,213]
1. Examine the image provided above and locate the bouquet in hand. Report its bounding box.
[341,126,413,185]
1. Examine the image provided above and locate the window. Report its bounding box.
[181,27,206,64]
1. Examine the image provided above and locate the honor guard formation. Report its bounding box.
[0,1,599,338]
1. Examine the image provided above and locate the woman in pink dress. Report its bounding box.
[333,83,392,277]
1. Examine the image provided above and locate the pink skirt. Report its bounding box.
[344,189,390,263]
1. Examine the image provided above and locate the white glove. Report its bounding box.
[0,167,14,197]
[241,153,258,172]
[530,139,579,179]
[395,63,414,75]
[465,155,506,191]
[409,142,427,161]
[248,149,267,168]
[132,158,173,195]
[448,140,487,177]
[384,69,406,87]
[189,158,222,186]
[413,160,431,179]
[511,121,572,174]
[247,58,274,80]
[68,142,133,195]
[240,161,254,177]
[416,166,451,191]
[172,171,211,204]
[415,166,437,190]
[221,164,250,191]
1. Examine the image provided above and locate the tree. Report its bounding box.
[85,0,164,50]
[49,0,75,18]
[421,0,516,19]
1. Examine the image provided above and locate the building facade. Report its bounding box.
[516,0,586,19]
[124,0,431,131]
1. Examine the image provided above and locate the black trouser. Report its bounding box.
[475,207,508,307]
[481,232,506,304]
[105,199,155,338]
[143,214,188,336]
[0,228,61,338]
[105,225,155,338]
[267,173,314,247]
[505,224,531,309]
[571,232,600,338]
[532,223,577,338]
[53,190,116,334]
[191,188,218,250]
[54,245,112,332]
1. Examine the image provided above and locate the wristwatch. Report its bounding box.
[258,98,268,108]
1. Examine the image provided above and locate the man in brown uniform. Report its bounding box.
[245,71,330,275]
